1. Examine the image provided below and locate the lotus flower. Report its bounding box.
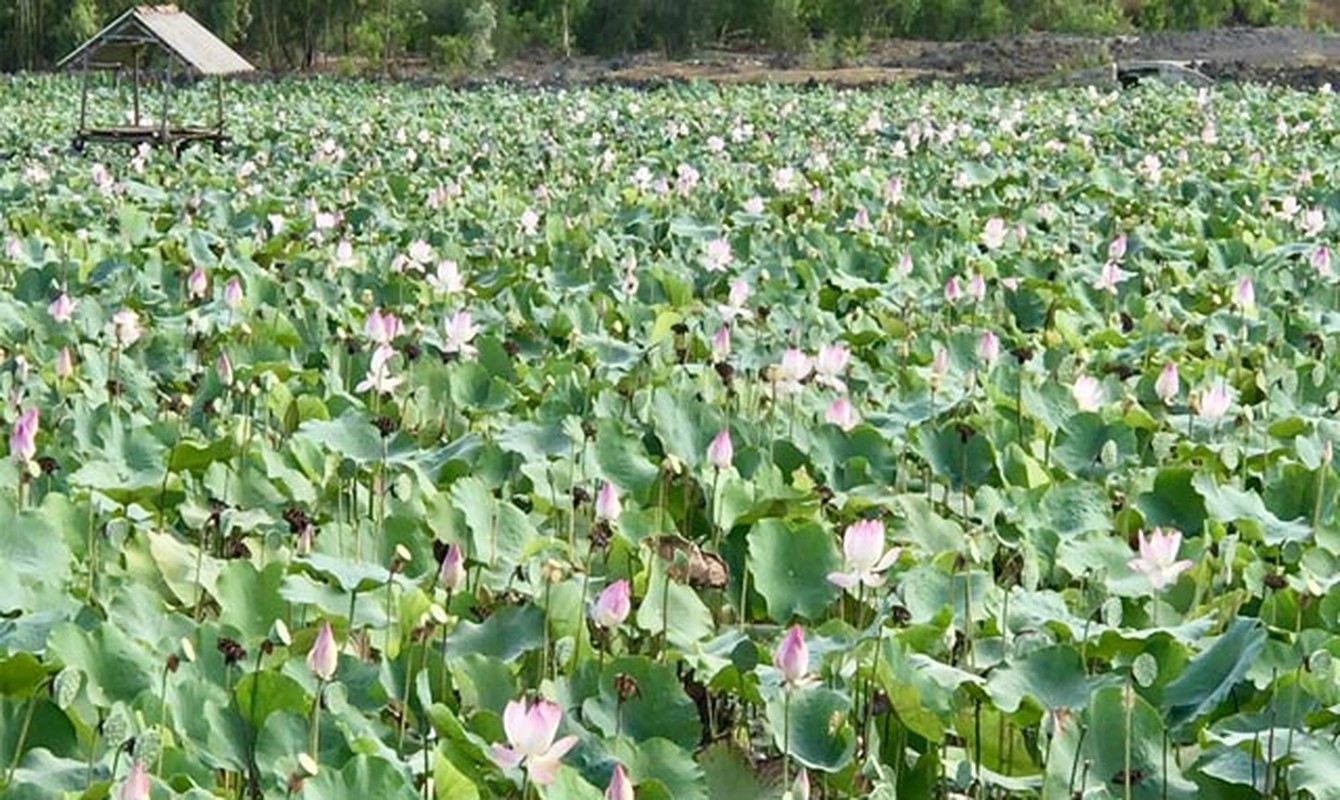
[980,217,1007,249]
[442,311,478,358]
[813,343,850,390]
[773,625,809,687]
[773,348,813,396]
[594,481,621,522]
[364,309,403,344]
[606,763,634,800]
[223,277,244,310]
[944,276,963,303]
[1314,245,1332,276]
[355,344,404,395]
[520,208,540,236]
[1127,528,1193,591]
[1072,375,1103,412]
[1094,260,1132,295]
[718,279,751,322]
[1108,233,1127,261]
[787,769,811,800]
[825,396,858,431]
[489,698,579,786]
[703,237,733,273]
[48,293,76,323]
[977,331,1000,366]
[1198,379,1233,422]
[591,579,631,630]
[1301,207,1325,237]
[111,308,142,346]
[307,621,337,681]
[1155,362,1179,405]
[55,346,74,380]
[967,273,986,302]
[10,407,37,464]
[711,325,731,361]
[407,239,435,265]
[216,353,234,387]
[707,428,733,470]
[430,260,465,293]
[827,519,900,591]
[118,760,150,800]
[187,266,209,300]
[1232,276,1255,312]
[438,543,465,592]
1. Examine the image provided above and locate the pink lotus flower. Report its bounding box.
[944,276,963,303]
[977,331,1000,366]
[111,308,142,346]
[307,621,338,681]
[216,353,234,387]
[430,260,465,294]
[930,346,948,379]
[1127,528,1193,591]
[1301,207,1325,237]
[1314,245,1332,276]
[55,346,74,380]
[827,519,900,591]
[489,698,579,786]
[825,397,858,431]
[594,481,621,522]
[703,238,733,273]
[707,428,733,470]
[606,763,634,800]
[223,277,244,310]
[119,759,150,800]
[773,625,809,687]
[967,273,986,302]
[1072,375,1103,412]
[364,309,403,344]
[981,217,1007,250]
[813,343,850,390]
[788,769,811,800]
[711,325,731,361]
[591,579,631,629]
[1198,379,1233,422]
[1155,362,1179,405]
[1232,276,1255,312]
[187,266,208,300]
[48,293,76,323]
[773,348,813,396]
[1108,234,1127,261]
[896,251,913,277]
[355,344,404,395]
[1094,260,1133,295]
[438,542,465,592]
[718,279,751,322]
[520,209,540,236]
[442,311,478,358]
[10,407,37,465]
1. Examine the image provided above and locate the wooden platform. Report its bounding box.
[72,125,228,152]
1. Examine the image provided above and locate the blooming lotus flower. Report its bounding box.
[884,177,903,205]
[216,353,234,387]
[442,311,478,358]
[718,279,751,322]
[977,331,1000,366]
[827,519,900,591]
[10,407,37,464]
[825,397,858,431]
[1198,379,1233,422]
[703,238,733,273]
[981,217,1007,250]
[773,348,813,396]
[55,346,74,380]
[407,239,435,265]
[1072,375,1103,412]
[489,698,579,786]
[606,763,634,800]
[355,344,404,394]
[307,621,338,681]
[364,309,403,344]
[1232,276,1255,312]
[1301,207,1325,237]
[438,542,465,592]
[707,428,733,470]
[594,481,621,522]
[1108,234,1127,261]
[520,208,540,235]
[1127,528,1193,591]
[111,308,142,346]
[1314,245,1331,276]
[1155,362,1179,405]
[774,625,809,687]
[223,277,244,310]
[711,325,731,361]
[1094,260,1133,295]
[813,343,850,390]
[591,579,631,629]
[742,196,765,215]
[48,293,76,323]
[119,760,150,800]
[187,266,208,300]
[430,260,465,294]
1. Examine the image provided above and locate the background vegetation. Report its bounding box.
[0,0,1327,74]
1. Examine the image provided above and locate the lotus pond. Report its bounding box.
[2,74,1340,799]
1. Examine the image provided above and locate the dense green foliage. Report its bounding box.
[4,72,1340,798]
[0,0,1314,72]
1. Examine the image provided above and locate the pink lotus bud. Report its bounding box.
[187,266,209,300]
[1314,245,1331,276]
[55,346,74,380]
[977,331,1000,366]
[944,276,962,303]
[1233,276,1255,312]
[1155,362,1179,405]
[48,293,76,323]
[223,277,244,310]
[967,273,986,302]
[1108,234,1127,261]
[606,763,634,800]
[118,759,150,800]
[594,481,622,522]
[825,397,858,431]
[790,769,811,800]
[711,325,731,361]
[591,579,631,629]
[706,428,734,470]
[438,543,465,592]
[1072,375,1103,412]
[9,407,37,464]
[111,308,142,346]
[773,625,809,686]
[216,352,234,387]
[307,621,338,682]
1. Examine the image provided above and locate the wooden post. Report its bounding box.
[216,75,224,133]
[132,47,141,127]
[78,53,89,133]
[160,54,172,143]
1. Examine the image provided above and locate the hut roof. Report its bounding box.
[57,5,255,76]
